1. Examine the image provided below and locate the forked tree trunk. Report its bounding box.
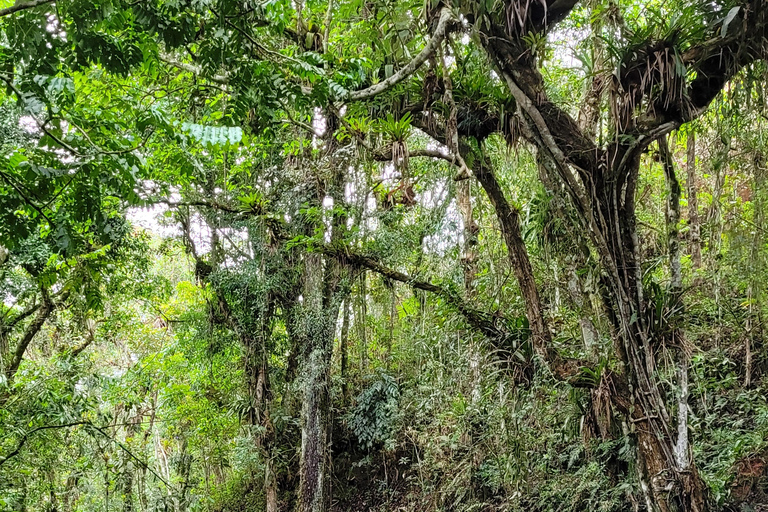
[470,2,768,508]
[584,151,708,512]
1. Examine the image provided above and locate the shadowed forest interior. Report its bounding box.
[2,0,768,511]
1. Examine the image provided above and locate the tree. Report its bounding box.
[442,2,766,510]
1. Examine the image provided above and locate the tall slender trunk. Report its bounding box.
[686,131,702,271]
[387,282,395,365]
[660,137,682,290]
[298,132,352,512]
[539,159,600,353]
[63,471,79,512]
[340,299,350,402]
[357,272,368,374]
[566,264,600,353]
[298,252,329,512]
[457,178,479,297]
[456,175,482,403]
[660,135,693,478]
[745,156,766,387]
[122,460,134,512]
[472,154,552,359]
[174,438,192,512]
[244,326,278,512]
[297,253,346,512]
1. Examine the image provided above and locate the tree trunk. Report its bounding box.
[744,156,766,387]
[265,457,278,512]
[243,327,279,512]
[660,136,682,290]
[296,251,345,512]
[661,135,696,498]
[566,264,600,353]
[456,176,483,403]
[387,282,395,365]
[357,272,368,374]
[297,150,352,512]
[174,438,192,512]
[340,299,350,402]
[472,154,552,359]
[122,460,134,512]
[469,3,765,507]
[686,131,702,271]
[585,150,708,512]
[457,178,479,297]
[298,330,332,512]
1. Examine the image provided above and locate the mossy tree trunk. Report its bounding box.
[296,116,355,512]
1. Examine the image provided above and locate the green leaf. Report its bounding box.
[721,7,740,37]
[180,122,243,148]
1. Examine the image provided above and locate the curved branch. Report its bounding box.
[86,423,170,487]
[347,7,453,101]
[322,243,591,383]
[5,302,40,329]
[325,246,509,341]
[0,422,88,467]
[0,420,171,487]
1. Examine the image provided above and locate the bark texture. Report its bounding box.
[471,154,552,359]
[461,2,768,508]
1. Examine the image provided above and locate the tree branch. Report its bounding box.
[347,7,453,101]
[0,74,82,158]
[70,323,97,357]
[5,288,53,381]
[0,422,88,467]
[158,54,229,84]
[321,243,592,382]
[371,145,457,166]
[317,243,512,343]
[0,420,171,487]
[86,423,170,487]
[0,0,53,17]
[5,302,40,329]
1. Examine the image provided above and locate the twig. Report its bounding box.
[0,170,55,225]
[158,54,229,84]
[0,420,171,487]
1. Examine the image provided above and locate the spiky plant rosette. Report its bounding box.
[377,112,413,173]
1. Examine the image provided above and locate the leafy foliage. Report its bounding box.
[347,371,401,451]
